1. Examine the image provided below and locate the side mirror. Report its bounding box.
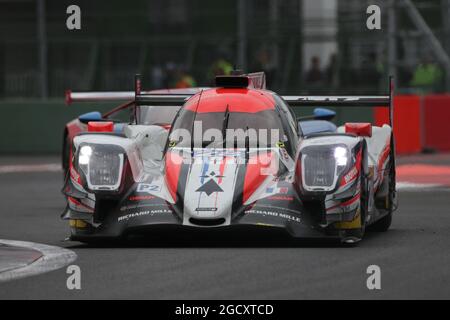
[313,108,336,121]
[78,111,103,124]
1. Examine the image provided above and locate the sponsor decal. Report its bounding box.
[278,187,289,194]
[279,147,290,160]
[245,209,301,223]
[265,186,289,194]
[117,209,172,222]
[137,183,161,193]
[196,179,223,196]
[344,166,358,184]
[193,149,244,158]
[70,166,79,180]
[265,187,274,193]
[70,166,82,186]
[199,171,224,179]
[268,195,294,201]
[120,203,165,211]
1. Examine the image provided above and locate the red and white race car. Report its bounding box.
[62,73,397,244]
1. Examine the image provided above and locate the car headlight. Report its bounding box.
[334,146,348,166]
[77,144,124,191]
[300,145,350,192]
[79,145,92,165]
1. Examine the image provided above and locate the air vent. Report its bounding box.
[215,76,249,88]
[189,218,226,226]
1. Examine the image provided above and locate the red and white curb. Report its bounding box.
[0,240,77,282]
[0,163,61,174]
[396,164,450,191]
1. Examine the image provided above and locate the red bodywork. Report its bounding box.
[88,121,114,132]
[184,88,276,113]
[345,122,372,137]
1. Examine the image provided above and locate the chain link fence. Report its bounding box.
[0,0,449,98]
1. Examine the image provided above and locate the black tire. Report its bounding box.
[368,136,395,232]
[342,148,368,243]
[351,170,368,238]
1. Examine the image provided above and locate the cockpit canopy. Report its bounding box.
[169,88,289,149]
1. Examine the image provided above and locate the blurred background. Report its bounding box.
[0,0,450,154]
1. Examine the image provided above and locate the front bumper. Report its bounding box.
[65,205,355,242]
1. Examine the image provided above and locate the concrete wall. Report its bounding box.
[0,100,116,154]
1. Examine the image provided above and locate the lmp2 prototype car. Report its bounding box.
[62,73,397,244]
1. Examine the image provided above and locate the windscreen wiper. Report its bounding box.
[245,125,249,162]
[222,105,230,147]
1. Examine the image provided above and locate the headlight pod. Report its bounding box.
[77,144,125,192]
[79,145,92,165]
[334,146,348,166]
[300,144,350,192]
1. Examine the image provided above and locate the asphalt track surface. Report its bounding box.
[0,156,449,299]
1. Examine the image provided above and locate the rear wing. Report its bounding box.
[65,74,394,127]
[65,91,135,104]
[282,77,394,127]
[65,74,192,106]
[65,90,191,106]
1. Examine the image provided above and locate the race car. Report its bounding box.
[62,87,204,177]
[62,72,397,244]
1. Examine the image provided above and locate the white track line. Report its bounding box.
[396,182,446,191]
[0,163,61,174]
[0,240,77,282]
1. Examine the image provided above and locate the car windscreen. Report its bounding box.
[170,109,287,148]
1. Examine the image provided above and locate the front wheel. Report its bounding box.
[368,137,395,232]
[341,165,369,244]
